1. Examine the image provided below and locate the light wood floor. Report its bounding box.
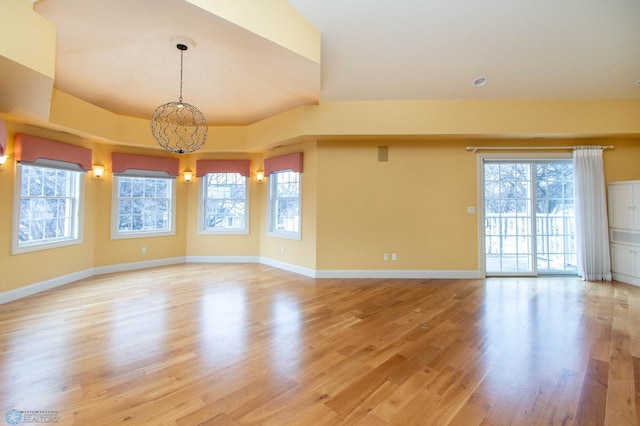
[1,264,640,425]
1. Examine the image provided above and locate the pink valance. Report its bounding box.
[112,153,179,177]
[196,159,251,177]
[15,134,92,171]
[264,152,303,176]
[0,117,6,157]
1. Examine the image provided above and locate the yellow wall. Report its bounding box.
[602,138,640,183]
[0,128,95,292]
[1,120,640,293]
[185,152,263,257]
[260,142,318,270]
[186,0,321,63]
[1,0,640,294]
[316,140,479,271]
[0,0,55,78]
[314,137,640,272]
[90,143,188,268]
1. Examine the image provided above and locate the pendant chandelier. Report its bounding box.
[151,42,207,154]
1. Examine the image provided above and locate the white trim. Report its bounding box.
[267,171,302,241]
[476,152,573,277]
[315,269,484,279]
[93,257,185,275]
[12,164,85,254]
[476,154,486,276]
[111,175,177,240]
[612,273,640,287]
[260,257,317,278]
[186,256,260,263]
[0,258,483,304]
[198,174,250,235]
[0,268,94,304]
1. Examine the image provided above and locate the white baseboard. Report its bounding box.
[1,257,484,304]
[259,257,317,278]
[0,268,94,304]
[314,269,484,279]
[93,257,186,275]
[612,272,640,287]
[186,256,261,264]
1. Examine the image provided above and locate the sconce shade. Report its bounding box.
[93,165,105,178]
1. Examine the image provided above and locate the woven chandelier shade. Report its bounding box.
[151,101,207,154]
[151,43,207,154]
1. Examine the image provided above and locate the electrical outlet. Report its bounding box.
[383,253,389,261]
[392,253,397,261]
[141,246,147,254]
[280,247,285,254]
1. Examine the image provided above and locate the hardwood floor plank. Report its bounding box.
[369,370,434,422]
[569,333,609,426]
[1,265,639,424]
[604,289,638,425]
[634,356,640,426]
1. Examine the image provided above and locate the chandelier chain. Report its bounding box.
[179,48,184,104]
[150,41,207,154]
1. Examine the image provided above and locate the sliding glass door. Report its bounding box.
[484,160,576,275]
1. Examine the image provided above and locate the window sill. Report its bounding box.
[12,238,83,255]
[267,230,301,241]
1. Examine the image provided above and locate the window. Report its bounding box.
[111,176,176,239]
[268,170,301,239]
[12,164,83,254]
[201,172,249,234]
[482,156,576,275]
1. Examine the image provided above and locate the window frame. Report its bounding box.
[199,172,250,235]
[267,170,302,240]
[110,174,177,240]
[11,163,85,254]
[477,152,575,276]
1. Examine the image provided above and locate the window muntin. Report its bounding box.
[201,173,249,234]
[268,170,301,239]
[13,164,83,253]
[112,176,175,238]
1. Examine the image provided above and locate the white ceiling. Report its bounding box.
[34,0,640,126]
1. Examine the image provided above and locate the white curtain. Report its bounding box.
[573,147,612,281]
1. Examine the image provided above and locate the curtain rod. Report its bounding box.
[465,145,614,153]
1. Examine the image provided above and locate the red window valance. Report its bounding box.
[264,152,303,176]
[15,134,92,171]
[196,159,251,177]
[112,153,179,177]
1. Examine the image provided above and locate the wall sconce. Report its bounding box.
[92,164,105,179]
[256,170,264,183]
[183,170,193,183]
[0,155,7,166]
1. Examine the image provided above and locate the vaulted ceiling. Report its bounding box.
[32,0,640,127]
